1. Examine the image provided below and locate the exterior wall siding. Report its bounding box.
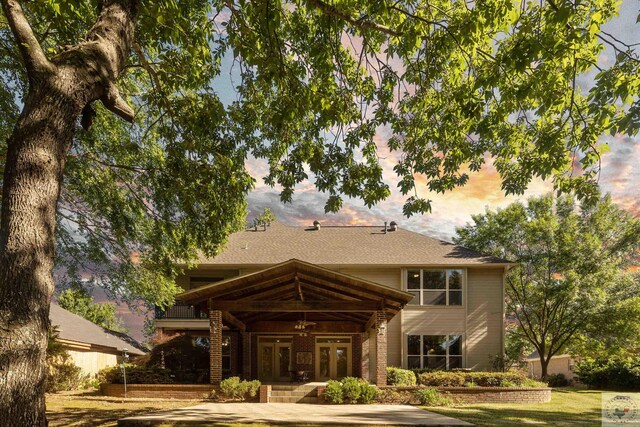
[465,268,504,370]
[67,349,118,377]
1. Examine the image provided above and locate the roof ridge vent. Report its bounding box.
[313,220,321,231]
[389,221,398,232]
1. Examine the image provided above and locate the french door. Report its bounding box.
[315,337,352,381]
[258,337,292,382]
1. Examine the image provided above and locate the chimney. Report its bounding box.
[389,221,398,232]
[313,220,321,231]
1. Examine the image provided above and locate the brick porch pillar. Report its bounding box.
[375,310,387,386]
[242,331,252,380]
[209,308,223,385]
[361,332,370,382]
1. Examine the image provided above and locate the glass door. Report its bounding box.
[258,337,292,382]
[315,337,352,381]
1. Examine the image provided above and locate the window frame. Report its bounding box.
[405,334,464,370]
[405,268,465,306]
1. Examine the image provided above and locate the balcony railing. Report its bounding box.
[155,300,208,320]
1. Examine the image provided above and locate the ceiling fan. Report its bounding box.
[294,313,316,331]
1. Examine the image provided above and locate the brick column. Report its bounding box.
[361,332,370,382]
[375,310,387,386]
[209,309,223,385]
[242,331,252,380]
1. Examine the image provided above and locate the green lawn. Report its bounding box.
[424,388,602,426]
[47,388,603,426]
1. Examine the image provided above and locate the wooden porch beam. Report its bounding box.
[222,310,246,332]
[209,300,381,312]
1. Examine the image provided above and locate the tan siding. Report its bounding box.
[67,349,118,378]
[402,307,466,335]
[178,269,241,290]
[387,314,402,366]
[339,268,403,367]
[466,268,504,370]
[338,268,402,289]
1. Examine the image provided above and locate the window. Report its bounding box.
[407,335,462,370]
[222,335,231,373]
[406,269,464,306]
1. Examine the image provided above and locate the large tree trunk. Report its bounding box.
[0,77,80,426]
[0,1,137,425]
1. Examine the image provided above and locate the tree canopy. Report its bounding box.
[455,194,640,377]
[2,0,640,310]
[57,285,127,333]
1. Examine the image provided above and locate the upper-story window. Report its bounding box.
[406,269,463,306]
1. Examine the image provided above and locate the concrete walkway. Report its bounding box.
[118,402,473,426]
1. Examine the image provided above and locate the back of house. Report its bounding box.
[155,220,511,385]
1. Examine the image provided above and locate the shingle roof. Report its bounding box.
[198,221,512,266]
[50,303,146,355]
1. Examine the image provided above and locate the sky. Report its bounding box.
[112,1,640,341]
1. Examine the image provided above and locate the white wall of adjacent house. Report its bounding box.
[527,355,580,380]
[66,348,118,378]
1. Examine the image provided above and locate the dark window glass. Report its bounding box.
[407,270,421,289]
[449,290,463,305]
[222,335,231,356]
[449,356,462,369]
[448,270,463,289]
[408,356,421,369]
[448,336,462,356]
[424,291,446,305]
[408,335,421,355]
[423,335,447,356]
[425,356,447,369]
[423,271,446,289]
[408,290,420,305]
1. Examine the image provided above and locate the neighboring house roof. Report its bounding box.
[197,221,513,267]
[50,303,146,356]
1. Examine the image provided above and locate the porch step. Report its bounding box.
[269,384,321,403]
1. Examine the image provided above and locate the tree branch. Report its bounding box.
[0,0,53,74]
[307,0,401,37]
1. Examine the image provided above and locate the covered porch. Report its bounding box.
[178,259,413,386]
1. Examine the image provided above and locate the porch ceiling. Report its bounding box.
[178,259,413,324]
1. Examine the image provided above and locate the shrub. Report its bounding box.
[342,377,362,403]
[415,388,451,406]
[417,371,465,387]
[546,373,569,387]
[387,367,416,386]
[575,358,640,390]
[219,377,261,400]
[360,383,377,404]
[46,359,87,392]
[416,371,546,388]
[98,364,174,384]
[325,380,344,404]
[244,379,261,398]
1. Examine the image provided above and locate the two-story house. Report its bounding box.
[155,220,511,386]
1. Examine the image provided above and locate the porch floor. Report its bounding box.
[118,402,472,426]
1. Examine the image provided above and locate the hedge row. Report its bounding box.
[385,367,546,388]
[575,358,640,390]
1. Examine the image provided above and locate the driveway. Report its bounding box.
[118,402,472,426]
